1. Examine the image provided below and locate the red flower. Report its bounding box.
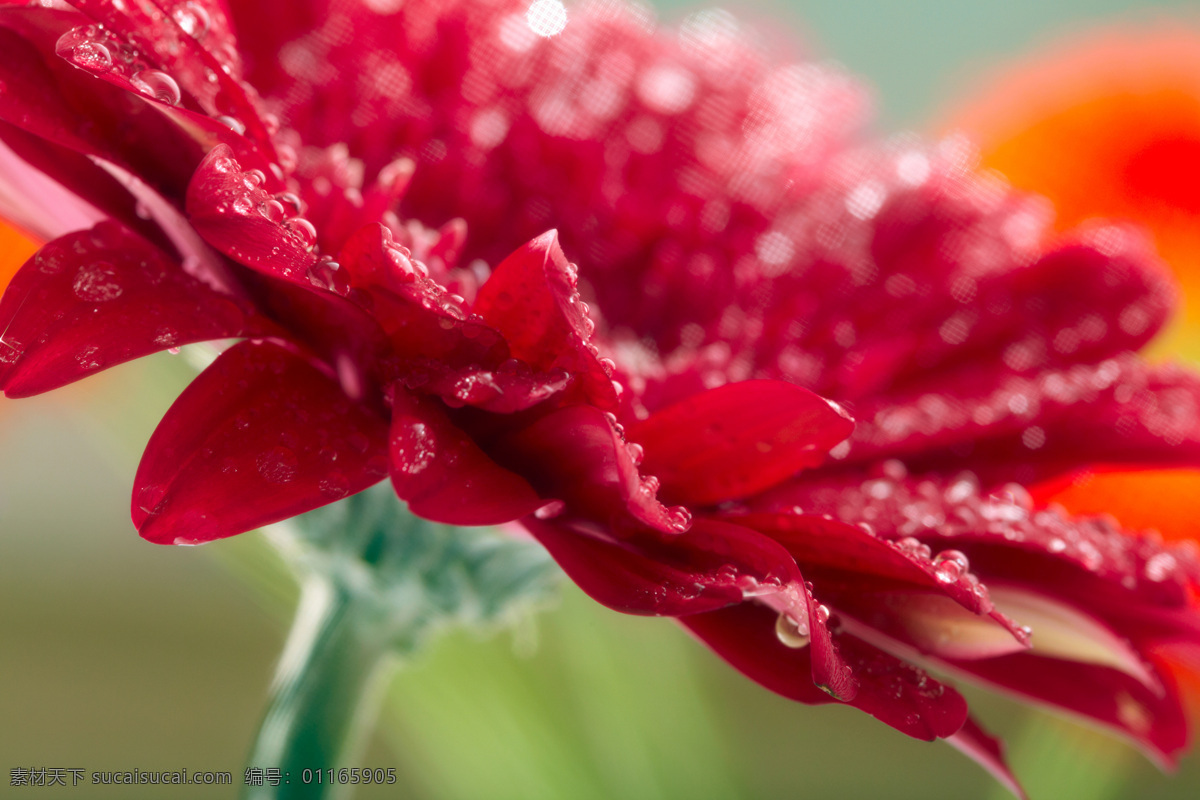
[1,1,1199,792]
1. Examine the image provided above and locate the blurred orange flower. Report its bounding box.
[0,222,37,294]
[947,22,1200,705]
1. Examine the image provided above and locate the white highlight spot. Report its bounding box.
[526,0,567,37]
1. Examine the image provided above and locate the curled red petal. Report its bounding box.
[186,144,317,283]
[682,602,968,740]
[61,0,273,155]
[953,654,1188,766]
[495,403,685,535]
[388,386,542,525]
[0,221,273,397]
[134,339,389,544]
[473,231,617,410]
[844,355,1200,486]
[628,379,854,505]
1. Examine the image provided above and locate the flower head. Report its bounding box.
[2,1,1200,793]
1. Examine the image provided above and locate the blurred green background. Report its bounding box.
[4,1,1200,798]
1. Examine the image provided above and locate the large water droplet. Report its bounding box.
[933,549,970,583]
[172,1,211,40]
[284,217,318,249]
[71,40,112,72]
[775,612,811,649]
[131,69,182,106]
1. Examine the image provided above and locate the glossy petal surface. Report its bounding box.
[134,339,388,544]
[388,386,542,525]
[0,221,270,396]
[630,380,854,505]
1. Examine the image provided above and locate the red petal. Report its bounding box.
[186,144,317,283]
[495,403,685,535]
[0,222,273,396]
[682,603,968,740]
[473,231,617,409]
[134,340,388,544]
[735,512,1030,657]
[946,717,1027,800]
[951,654,1188,766]
[60,1,274,155]
[628,380,854,505]
[842,355,1200,486]
[388,386,542,525]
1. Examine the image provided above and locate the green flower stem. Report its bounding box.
[239,485,561,800]
[242,576,397,800]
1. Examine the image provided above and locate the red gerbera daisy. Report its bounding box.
[2,2,1199,794]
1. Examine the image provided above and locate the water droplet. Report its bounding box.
[307,257,349,295]
[667,505,692,532]
[933,549,970,583]
[232,194,255,214]
[894,536,932,560]
[626,442,644,465]
[1144,552,1178,582]
[256,446,298,484]
[70,40,112,72]
[391,420,435,476]
[216,115,246,135]
[74,344,104,370]
[73,262,122,302]
[275,192,303,215]
[136,483,166,514]
[284,217,318,249]
[534,500,566,519]
[172,1,211,40]
[259,199,286,222]
[242,169,266,190]
[775,612,811,649]
[318,473,350,499]
[944,473,978,504]
[131,69,182,106]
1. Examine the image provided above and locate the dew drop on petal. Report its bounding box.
[775,612,811,649]
[74,344,104,370]
[256,446,298,484]
[284,217,319,248]
[72,262,122,302]
[243,169,266,190]
[172,1,211,40]
[259,199,286,222]
[318,473,350,499]
[136,483,166,515]
[932,549,970,583]
[131,70,182,106]
[667,505,692,532]
[391,420,435,476]
[1144,552,1178,582]
[216,115,247,135]
[71,40,112,72]
[533,499,565,519]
